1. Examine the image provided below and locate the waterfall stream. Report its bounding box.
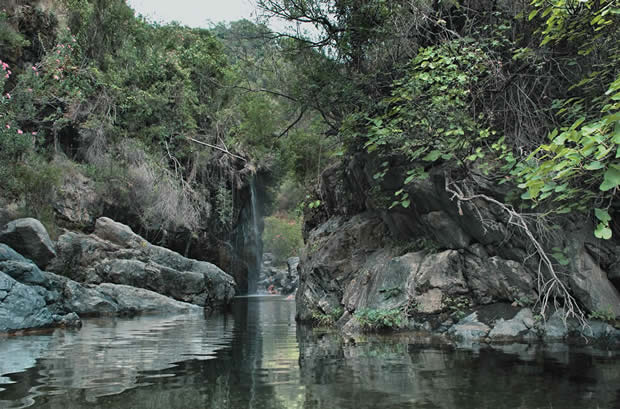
[248,176,262,294]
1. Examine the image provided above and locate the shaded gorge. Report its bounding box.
[1,297,619,409]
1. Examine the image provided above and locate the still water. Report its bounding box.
[1,296,619,409]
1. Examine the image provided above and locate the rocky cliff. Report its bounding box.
[297,154,620,344]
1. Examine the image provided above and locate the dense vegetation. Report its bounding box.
[1,0,618,266]
[256,0,619,239]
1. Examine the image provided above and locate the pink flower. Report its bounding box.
[32,66,37,71]
[5,93,10,99]
[4,74,8,79]
[56,59,60,63]
[5,124,10,129]
[31,131,37,135]
[17,129,23,134]
[53,75,59,80]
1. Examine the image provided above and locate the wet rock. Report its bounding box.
[448,312,490,340]
[543,310,569,339]
[297,213,390,321]
[53,312,82,328]
[0,218,56,269]
[488,308,534,340]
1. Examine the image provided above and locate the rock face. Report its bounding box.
[53,172,102,229]
[297,155,620,344]
[0,218,56,269]
[49,217,236,309]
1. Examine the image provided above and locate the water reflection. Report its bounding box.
[0,297,619,409]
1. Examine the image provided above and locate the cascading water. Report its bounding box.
[248,176,262,294]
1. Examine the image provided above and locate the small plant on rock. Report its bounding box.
[354,308,404,332]
[589,308,616,324]
[311,306,343,327]
[444,296,472,321]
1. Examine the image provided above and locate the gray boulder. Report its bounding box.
[570,249,620,318]
[448,312,491,340]
[42,272,201,316]
[488,308,534,340]
[543,310,569,339]
[0,271,55,332]
[50,217,236,309]
[0,218,56,269]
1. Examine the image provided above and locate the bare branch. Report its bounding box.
[186,137,247,162]
[444,175,587,327]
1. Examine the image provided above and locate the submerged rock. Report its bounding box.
[0,218,56,269]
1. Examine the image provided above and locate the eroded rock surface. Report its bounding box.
[49,217,236,309]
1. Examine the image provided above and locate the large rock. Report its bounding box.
[570,249,620,318]
[407,250,468,313]
[0,218,56,269]
[462,255,537,304]
[42,272,201,316]
[448,312,491,340]
[49,217,236,309]
[0,271,55,332]
[488,308,534,340]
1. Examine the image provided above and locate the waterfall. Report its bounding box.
[248,176,262,294]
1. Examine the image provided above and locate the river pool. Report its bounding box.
[0,296,619,408]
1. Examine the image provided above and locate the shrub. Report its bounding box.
[354,308,404,332]
[311,306,344,327]
[263,214,303,265]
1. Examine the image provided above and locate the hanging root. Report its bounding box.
[444,175,587,327]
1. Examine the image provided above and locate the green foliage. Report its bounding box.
[354,308,404,331]
[588,308,616,323]
[311,306,344,327]
[379,286,403,301]
[263,214,304,265]
[444,296,473,320]
[514,0,619,237]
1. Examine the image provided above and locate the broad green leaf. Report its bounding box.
[595,208,611,223]
[423,150,442,162]
[401,200,411,208]
[584,161,605,170]
[600,167,620,191]
[594,223,612,240]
